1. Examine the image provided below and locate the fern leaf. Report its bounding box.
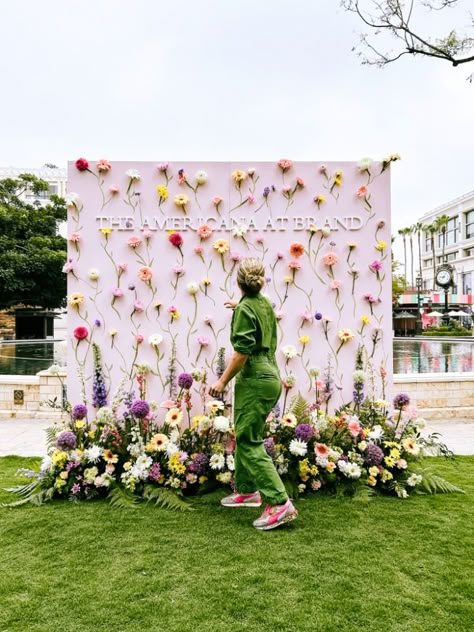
[352,484,375,503]
[107,486,139,509]
[0,487,53,508]
[415,469,465,495]
[143,485,193,512]
[4,482,39,497]
[45,425,60,449]
[288,392,309,420]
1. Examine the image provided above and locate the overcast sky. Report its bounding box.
[1,0,473,245]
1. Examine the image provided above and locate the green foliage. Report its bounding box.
[415,468,466,495]
[0,174,67,309]
[142,485,194,512]
[288,392,309,420]
[107,486,139,509]
[423,324,472,337]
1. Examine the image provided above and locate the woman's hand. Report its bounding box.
[224,300,238,310]
[208,379,226,398]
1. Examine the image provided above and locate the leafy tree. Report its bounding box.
[434,213,450,262]
[0,174,67,309]
[341,1,474,79]
[392,260,408,305]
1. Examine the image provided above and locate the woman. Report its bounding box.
[209,258,298,531]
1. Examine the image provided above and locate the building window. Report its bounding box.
[424,233,432,252]
[464,248,474,257]
[446,252,457,262]
[438,217,458,248]
[466,210,474,239]
[463,272,472,295]
[423,258,432,268]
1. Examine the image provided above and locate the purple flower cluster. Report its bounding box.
[264,437,275,457]
[263,186,270,198]
[178,373,193,389]
[393,393,410,409]
[72,404,87,420]
[314,311,323,320]
[353,388,365,405]
[56,431,77,450]
[295,424,313,442]
[366,443,384,466]
[188,453,208,474]
[148,463,161,481]
[130,399,150,419]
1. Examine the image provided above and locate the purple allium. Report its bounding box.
[72,404,88,420]
[56,431,77,451]
[178,372,193,389]
[148,463,161,481]
[188,453,208,474]
[366,443,384,466]
[295,424,313,442]
[130,399,150,419]
[264,437,275,457]
[314,311,323,320]
[393,393,410,409]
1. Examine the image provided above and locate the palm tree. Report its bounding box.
[398,227,409,284]
[408,225,415,288]
[414,221,424,288]
[435,214,450,264]
[423,223,437,290]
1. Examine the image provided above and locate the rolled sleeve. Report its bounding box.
[231,304,257,355]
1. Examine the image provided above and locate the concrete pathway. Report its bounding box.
[0,418,473,457]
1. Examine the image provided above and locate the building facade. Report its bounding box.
[419,189,474,297]
[0,165,67,205]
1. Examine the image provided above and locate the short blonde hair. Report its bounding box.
[237,258,265,296]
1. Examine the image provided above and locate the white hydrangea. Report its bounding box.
[214,415,231,433]
[195,170,208,185]
[198,415,212,432]
[210,454,225,470]
[357,157,373,172]
[85,445,103,464]
[289,439,308,457]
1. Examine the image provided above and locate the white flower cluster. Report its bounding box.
[289,439,307,457]
[337,460,362,479]
[407,473,423,487]
[368,425,384,441]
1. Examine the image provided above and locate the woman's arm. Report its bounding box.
[208,350,248,397]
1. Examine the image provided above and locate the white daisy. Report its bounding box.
[345,463,361,479]
[289,439,308,457]
[226,455,235,471]
[148,333,163,347]
[407,473,423,487]
[126,168,141,181]
[209,454,225,470]
[357,157,373,172]
[231,223,248,238]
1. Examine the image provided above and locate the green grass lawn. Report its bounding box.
[1,456,473,632]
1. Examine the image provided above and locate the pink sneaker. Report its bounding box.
[221,491,262,508]
[252,499,298,530]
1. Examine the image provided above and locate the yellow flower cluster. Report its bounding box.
[334,170,343,186]
[299,459,318,482]
[168,453,186,475]
[361,315,370,326]
[51,449,68,467]
[299,335,310,345]
[231,170,247,183]
[375,240,386,251]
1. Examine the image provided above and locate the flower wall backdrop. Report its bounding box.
[67,159,394,411]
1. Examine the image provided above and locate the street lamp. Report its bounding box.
[416,276,423,335]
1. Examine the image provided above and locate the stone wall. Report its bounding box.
[0,371,66,420]
[0,310,15,340]
[394,373,474,420]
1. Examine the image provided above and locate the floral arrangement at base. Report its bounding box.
[3,365,464,510]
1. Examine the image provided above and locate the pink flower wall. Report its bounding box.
[67,159,393,410]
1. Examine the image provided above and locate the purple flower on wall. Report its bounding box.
[130,399,150,419]
[72,404,87,420]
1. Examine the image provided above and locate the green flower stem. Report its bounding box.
[186,296,198,358]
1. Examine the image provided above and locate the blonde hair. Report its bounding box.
[237,258,265,296]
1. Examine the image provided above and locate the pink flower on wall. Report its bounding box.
[96,159,111,174]
[137,267,153,282]
[277,158,293,173]
[128,236,142,249]
[197,225,213,240]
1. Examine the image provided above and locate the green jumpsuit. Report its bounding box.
[231,293,288,505]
